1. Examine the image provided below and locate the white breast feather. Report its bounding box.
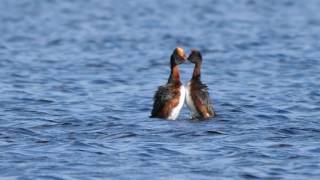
[168,86,186,120]
[186,82,199,118]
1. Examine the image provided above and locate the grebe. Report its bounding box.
[186,49,215,119]
[150,47,187,120]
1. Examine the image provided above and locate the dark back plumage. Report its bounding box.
[150,83,180,118]
[190,79,215,118]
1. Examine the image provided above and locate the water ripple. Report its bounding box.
[0,0,320,179]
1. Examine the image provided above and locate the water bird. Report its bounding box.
[150,47,187,120]
[186,49,215,119]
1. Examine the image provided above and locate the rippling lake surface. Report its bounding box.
[1,0,320,179]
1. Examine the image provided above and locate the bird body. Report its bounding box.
[186,50,215,119]
[150,47,187,120]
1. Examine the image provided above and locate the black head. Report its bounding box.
[171,47,187,65]
[188,49,202,64]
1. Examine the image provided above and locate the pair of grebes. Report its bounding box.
[150,47,215,120]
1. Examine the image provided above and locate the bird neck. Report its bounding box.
[192,62,201,81]
[168,64,181,85]
[168,55,181,85]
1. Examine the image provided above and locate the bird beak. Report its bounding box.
[178,54,187,63]
[183,54,187,60]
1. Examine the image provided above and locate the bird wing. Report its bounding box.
[192,82,214,116]
[151,85,176,117]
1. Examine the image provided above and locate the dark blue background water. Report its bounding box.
[1,0,320,179]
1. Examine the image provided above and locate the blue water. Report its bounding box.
[1,0,320,179]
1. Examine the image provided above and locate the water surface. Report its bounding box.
[1,0,320,179]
